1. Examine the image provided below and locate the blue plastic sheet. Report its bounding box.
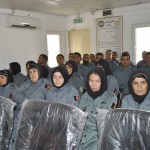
[0,96,15,150]
[15,99,87,150]
[97,108,150,150]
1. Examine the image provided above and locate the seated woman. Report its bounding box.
[78,68,117,150]
[13,63,52,105]
[9,64,52,150]
[65,60,84,96]
[0,69,18,150]
[9,62,26,87]
[45,66,79,106]
[0,69,18,99]
[121,69,150,111]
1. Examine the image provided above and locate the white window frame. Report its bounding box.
[132,22,150,63]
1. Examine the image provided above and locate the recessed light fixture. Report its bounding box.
[42,0,58,6]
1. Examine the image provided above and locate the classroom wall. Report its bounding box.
[1,3,150,74]
[65,3,150,62]
[0,9,66,74]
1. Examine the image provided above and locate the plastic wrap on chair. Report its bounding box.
[97,108,150,150]
[0,96,15,150]
[15,99,88,150]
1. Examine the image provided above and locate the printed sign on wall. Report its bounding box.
[96,16,123,58]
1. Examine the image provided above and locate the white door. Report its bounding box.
[68,29,91,56]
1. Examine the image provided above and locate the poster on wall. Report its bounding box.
[96,16,123,58]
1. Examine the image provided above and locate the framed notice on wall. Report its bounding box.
[96,16,123,58]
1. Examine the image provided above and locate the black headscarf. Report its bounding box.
[0,69,14,87]
[86,68,108,100]
[128,69,150,104]
[28,64,44,80]
[65,60,77,76]
[51,66,69,88]
[9,62,21,75]
[26,61,36,67]
[96,59,112,75]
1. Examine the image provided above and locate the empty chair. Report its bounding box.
[14,99,87,150]
[0,96,15,150]
[97,108,150,150]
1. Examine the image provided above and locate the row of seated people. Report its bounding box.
[0,62,150,149]
[5,50,150,99]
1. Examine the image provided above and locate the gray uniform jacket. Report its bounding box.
[121,91,150,111]
[0,83,18,99]
[113,65,136,95]
[46,64,53,81]
[107,75,119,95]
[13,72,26,87]
[45,83,79,106]
[10,78,52,150]
[68,72,84,96]
[13,78,52,104]
[78,64,95,89]
[78,91,117,150]
[109,60,119,73]
[138,64,150,74]
[137,60,146,68]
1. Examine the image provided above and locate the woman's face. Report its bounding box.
[89,73,101,92]
[65,65,73,75]
[29,68,39,83]
[132,77,148,96]
[0,75,7,86]
[53,72,64,87]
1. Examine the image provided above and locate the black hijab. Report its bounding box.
[96,59,112,75]
[28,64,44,80]
[51,66,69,88]
[26,60,36,67]
[9,62,21,75]
[0,69,14,87]
[128,69,150,104]
[86,68,108,100]
[65,60,77,77]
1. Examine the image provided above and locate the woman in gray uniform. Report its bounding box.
[9,64,52,150]
[78,68,117,150]
[0,69,18,99]
[45,66,79,106]
[121,69,150,111]
[13,63,52,105]
[65,60,84,96]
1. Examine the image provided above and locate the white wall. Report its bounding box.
[1,3,150,72]
[65,3,150,62]
[0,9,66,74]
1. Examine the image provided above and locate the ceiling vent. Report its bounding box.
[0,14,41,29]
[102,9,112,17]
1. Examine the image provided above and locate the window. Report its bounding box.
[133,24,150,63]
[47,34,60,67]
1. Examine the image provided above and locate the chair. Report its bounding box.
[14,99,87,150]
[0,96,15,150]
[97,108,150,150]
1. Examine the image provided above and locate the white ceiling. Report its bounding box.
[0,0,150,16]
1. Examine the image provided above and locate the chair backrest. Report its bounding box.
[0,96,15,150]
[15,99,87,150]
[97,108,150,150]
